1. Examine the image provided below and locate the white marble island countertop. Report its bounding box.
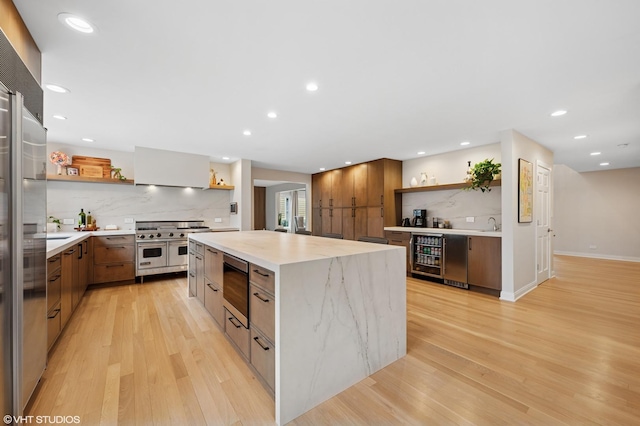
[189,230,406,424]
[190,230,399,271]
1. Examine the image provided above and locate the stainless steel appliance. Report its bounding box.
[135,220,211,280]
[411,233,443,278]
[412,209,427,227]
[443,234,468,288]
[223,253,249,328]
[1,87,47,415]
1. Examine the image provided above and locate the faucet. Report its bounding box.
[488,217,499,231]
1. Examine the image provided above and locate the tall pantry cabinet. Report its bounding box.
[312,159,401,239]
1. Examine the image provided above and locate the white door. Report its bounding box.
[536,163,551,284]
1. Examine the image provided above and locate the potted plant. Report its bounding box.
[465,158,501,192]
[48,216,62,231]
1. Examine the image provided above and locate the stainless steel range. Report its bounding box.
[135,220,211,280]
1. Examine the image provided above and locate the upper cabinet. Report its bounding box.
[134,146,209,188]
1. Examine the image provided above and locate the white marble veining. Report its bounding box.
[48,180,232,232]
[403,186,502,231]
[385,226,502,238]
[190,231,406,424]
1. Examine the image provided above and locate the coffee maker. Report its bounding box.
[412,209,427,227]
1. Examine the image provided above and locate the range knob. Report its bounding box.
[149,234,154,239]
[169,232,174,237]
[138,234,145,239]
[157,233,162,238]
[180,233,185,238]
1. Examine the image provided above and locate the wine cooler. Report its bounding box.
[411,234,443,278]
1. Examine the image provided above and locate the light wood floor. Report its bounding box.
[27,255,640,424]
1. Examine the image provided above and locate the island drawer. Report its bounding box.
[47,302,61,351]
[251,328,275,393]
[250,283,274,343]
[224,308,250,359]
[249,264,275,294]
[93,245,135,263]
[94,235,135,247]
[204,278,224,328]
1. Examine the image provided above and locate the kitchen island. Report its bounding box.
[189,230,406,425]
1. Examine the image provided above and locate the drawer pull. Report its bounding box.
[253,336,270,351]
[253,292,269,303]
[189,272,195,277]
[64,249,75,255]
[196,256,203,260]
[106,246,126,249]
[106,236,126,240]
[228,316,242,328]
[48,308,61,319]
[106,264,125,268]
[253,269,269,278]
[48,257,59,263]
[206,248,218,254]
[206,283,219,292]
[49,274,61,282]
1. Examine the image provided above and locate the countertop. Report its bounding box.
[189,230,403,271]
[384,226,502,238]
[46,230,135,258]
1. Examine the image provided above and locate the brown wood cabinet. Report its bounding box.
[60,246,77,329]
[46,254,62,350]
[312,158,401,239]
[385,230,411,275]
[249,263,276,395]
[254,186,266,230]
[92,235,135,284]
[467,236,502,290]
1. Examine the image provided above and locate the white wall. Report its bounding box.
[401,143,502,230]
[403,143,501,187]
[500,129,554,301]
[48,181,232,231]
[230,159,252,231]
[554,165,640,261]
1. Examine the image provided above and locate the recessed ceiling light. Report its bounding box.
[599,162,610,166]
[590,152,601,156]
[345,161,352,165]
[243,130,251,136]
[45,84,69,93]
[82,138,94,142]
[417,151,425,155]
[267,111,277,119]
[460,141,470,146]
[550,110,567,117]
[574,135,587,140]
[58,13,95,34]
[53,115,67,120]
[319,167,326,171]
[306,82,319,92]
[222,156,230,160]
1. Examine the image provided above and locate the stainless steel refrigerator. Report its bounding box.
[1,84,47,416]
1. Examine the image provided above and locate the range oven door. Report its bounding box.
[137,242,167,270]
[168,240,188,268]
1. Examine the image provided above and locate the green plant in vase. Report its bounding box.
[465,158,501,192]
[48,216,62,230]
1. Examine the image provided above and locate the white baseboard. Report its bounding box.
[554,251,640,263]
[501,278,538,302]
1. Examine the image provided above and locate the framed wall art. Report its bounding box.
[518,158,533,223]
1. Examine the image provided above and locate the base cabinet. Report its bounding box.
[46,302,61,351]
[46,254,62,350]
[92,235,135,284]
[385,230,411,275]
[204,278,224,327]
[468,236,502,290]
[224,308,250,359]
[251,328,275,392]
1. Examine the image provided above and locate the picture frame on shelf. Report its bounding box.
[518,158,533,223]
[66,167,79,176]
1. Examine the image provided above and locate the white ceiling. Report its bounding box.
[13,0,640,174]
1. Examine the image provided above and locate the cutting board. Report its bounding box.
[72,156,111,178]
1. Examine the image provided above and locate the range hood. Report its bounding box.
[134,146,210,188]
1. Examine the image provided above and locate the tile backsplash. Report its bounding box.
[48,181,232,231]
[402,187,501,231]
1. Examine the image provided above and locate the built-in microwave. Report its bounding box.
[222,253,249,328]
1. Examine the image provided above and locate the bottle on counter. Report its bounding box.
[87,211,92,227]
[79,208,86,227]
